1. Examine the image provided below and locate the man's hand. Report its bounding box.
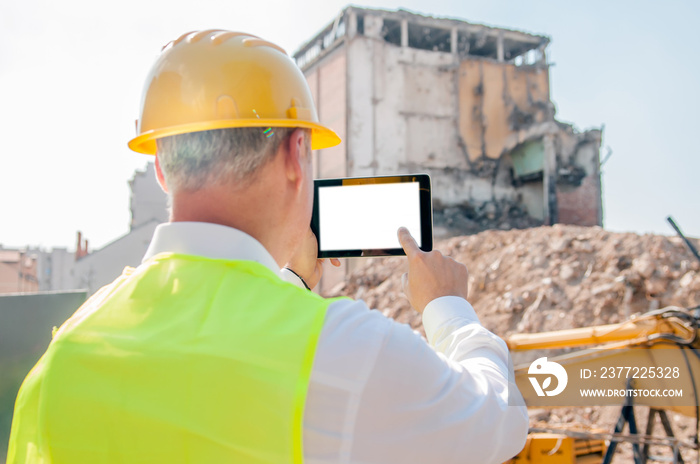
[398,227,469,313]
[285,228,340,290]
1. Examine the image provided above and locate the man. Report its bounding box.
[8,30,528,463]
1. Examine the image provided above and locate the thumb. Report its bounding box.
[398,227,420,258]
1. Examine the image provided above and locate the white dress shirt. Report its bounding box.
[143,222,528,464]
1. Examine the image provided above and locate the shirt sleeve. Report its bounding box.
[349,296,529,464]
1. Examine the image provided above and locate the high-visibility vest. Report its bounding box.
[8,253,339,463]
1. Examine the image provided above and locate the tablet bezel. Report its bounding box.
[311,174,433,258]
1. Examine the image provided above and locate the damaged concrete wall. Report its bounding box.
[456,58,602,227]
[555,127,603,226]
[346,38,460,178]
[305,47,347,179]
[341,31,602,228]
[458,60,552,163]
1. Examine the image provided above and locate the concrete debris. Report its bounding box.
[330,224,700,336]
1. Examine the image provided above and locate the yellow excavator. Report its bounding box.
[504,218,700,464]
[505,306,700,463]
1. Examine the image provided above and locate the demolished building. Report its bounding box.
[294,6,603,236]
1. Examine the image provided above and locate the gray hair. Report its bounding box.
[156,127,299,191]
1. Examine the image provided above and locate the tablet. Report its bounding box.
[311,174,433,258]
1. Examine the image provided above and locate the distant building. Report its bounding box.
[293,6,603,293]
[129,162,169,230]
[69,163,167,294]
[71,220,161,294]
[35,246,73,292]
[0,249,39,294]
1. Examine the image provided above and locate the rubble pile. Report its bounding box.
[330,224,700,337]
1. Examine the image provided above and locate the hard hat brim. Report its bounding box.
[128,119,341,155]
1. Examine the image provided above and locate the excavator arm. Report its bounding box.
[504,308,700,463]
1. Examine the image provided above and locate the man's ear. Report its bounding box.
[284,128,308,191]
[154,154,169,194]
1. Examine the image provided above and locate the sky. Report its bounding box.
[1,0,699,250]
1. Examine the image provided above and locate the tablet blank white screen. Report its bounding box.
[318,182,422,251]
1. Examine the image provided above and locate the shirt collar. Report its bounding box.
[142,222,281,274]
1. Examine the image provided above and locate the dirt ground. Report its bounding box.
[326,224,700,462]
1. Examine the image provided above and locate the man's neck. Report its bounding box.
[169,184,291,268]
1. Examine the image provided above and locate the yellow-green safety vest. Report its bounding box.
[8,253,340,463]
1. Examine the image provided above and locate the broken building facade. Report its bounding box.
[294,6,603,236]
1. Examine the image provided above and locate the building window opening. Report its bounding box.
[526,49,538,65]
[408,23,451,52]
[468,33,498,58]
[296,42,321,69]
[357,15,364,35]
[510,139,545,184]
[512,46,544,66]
[382,19,401,46]
[322,20,345,49]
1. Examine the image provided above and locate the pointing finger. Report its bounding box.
[398,227,420,258]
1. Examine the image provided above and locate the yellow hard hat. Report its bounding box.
[128,30,340,154]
